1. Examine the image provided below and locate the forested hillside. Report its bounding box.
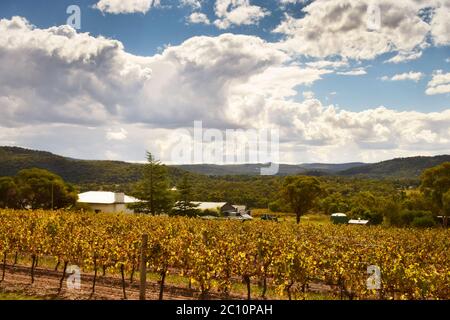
[0,146,447,209]
[340,155,450,178]
[0,146,186,184]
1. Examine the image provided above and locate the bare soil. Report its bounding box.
[0,264,333,300]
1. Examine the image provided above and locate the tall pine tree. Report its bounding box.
[172,174,199,217]
[131,152,174,215]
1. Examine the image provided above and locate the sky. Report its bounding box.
[0,0,449,165]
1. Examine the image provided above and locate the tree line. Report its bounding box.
[272,162,450,227]
[1,151,448,227]
[0,168,77,210]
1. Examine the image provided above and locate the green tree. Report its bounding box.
[0,177,20,208]
[14,168,77,209]
[319,192,350,215]
[131,152,174,215]
[349,191,384,225]
[403,190,436,212]
[380,196,402,226]
[442,190,450,227]
[172,174,200,217]
[280,176,323,224]
[420,162,450,226]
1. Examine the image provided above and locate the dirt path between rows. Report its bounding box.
[0,264,334,300]
[0,264,239,300]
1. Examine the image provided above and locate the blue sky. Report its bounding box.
[0,0,449,163]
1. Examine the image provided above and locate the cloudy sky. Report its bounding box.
[0,0,449,164]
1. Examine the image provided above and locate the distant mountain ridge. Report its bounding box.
[339,155,450,178]
[0,146,449,182]
[173,162,367,176]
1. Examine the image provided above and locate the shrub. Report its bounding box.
[411,216,436,228]
[196,209,220,217]
[268,199,291,213]
[349,209,383,225]
[398,210,433,227]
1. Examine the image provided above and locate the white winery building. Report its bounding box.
[78,191,141,214]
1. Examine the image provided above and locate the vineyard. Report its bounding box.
[0,209,449,300]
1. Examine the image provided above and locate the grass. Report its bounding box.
[252,209,332,225]
[301,214,332,225]
[0,291,41,300]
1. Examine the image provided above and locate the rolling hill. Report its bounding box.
[0,146,153,184]
[0,146,449,183]
[173,162,366,176]
[339,155,450,178]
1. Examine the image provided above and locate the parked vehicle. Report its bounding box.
[260,214,278,222]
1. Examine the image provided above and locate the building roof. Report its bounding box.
[192,202,228,210]
[240,213,253,220]
[331,213,347,217]
[348,219,369,225]
[78,191,140,204]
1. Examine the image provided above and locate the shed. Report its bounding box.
[330,213,349,224]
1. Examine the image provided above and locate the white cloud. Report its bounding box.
[0,17,300,130]
[385,51,423,64]
[305,59,348,69]
[381,71,424,82]
[0,16,153,127]
[105,150,120,160]
[213,0,269,29]
[106,128,128,141]
[430,2,450,46]
[278,0,305,4]
[273,0,439,60]
[303,91,315,99]
[94,0,160,14]
[180,0,203,10]
[1,16,450,164]
[188,12,211,25]
[426,70,450,95]
[337,68,367,76]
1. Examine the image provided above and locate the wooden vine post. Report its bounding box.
[139,234,148,300]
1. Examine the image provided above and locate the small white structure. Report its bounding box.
[239,213,253,220]
[348,219,370,225]
[78,191,141,214]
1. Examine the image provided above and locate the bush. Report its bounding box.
[411,216,436,228]
[268,199,291,213]
[196,209,220,217]
[367,211,383,225]
[73,202,93,212]
[349,209,383,225]
[398,210,433,227]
